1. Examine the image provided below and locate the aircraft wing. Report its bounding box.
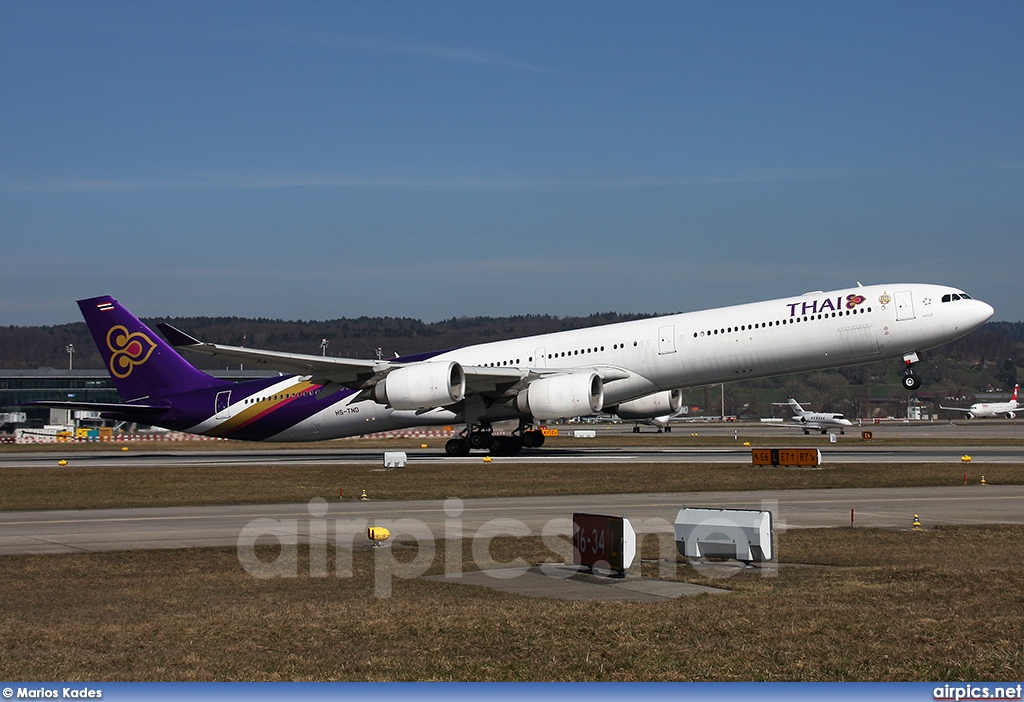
[158,323,384,387]
[758,419,826,430]
[938,406,973,413]
[161,323,635,398]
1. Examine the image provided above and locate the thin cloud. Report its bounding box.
[208,20,546,74]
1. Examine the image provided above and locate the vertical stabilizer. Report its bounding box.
[787,397,806,415]
[77,296,221,401]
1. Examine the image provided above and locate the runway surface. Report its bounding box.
[2,444,1023,468]
[1,485,1021,556]
[1,421,1020,557]
[2,419,1020,468]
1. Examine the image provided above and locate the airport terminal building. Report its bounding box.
[0,369,274,430]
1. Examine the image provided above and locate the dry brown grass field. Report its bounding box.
[1,460,1022,510]
[1,438,1022,681]
[1,527,1022,681]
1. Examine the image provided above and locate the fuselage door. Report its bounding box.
[215,390,232,420]
[895,290,916,321]
[658,325,677,355]
[534,347,547,369]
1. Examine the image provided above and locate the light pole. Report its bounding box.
[320,339,328,356]
[65,344,75,427]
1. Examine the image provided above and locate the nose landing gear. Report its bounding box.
[902,351,922,390]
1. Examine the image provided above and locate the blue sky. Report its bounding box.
[1,0,1021,326]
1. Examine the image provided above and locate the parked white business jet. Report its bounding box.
[783,398,854,435]
[940,384,1020,419]
[25,282,993,455]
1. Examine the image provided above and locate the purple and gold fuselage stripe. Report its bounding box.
[207,379,325,437]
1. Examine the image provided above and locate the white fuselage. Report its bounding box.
[441,283,985,396]
[269,282,993,439]
[961,401,1020,419]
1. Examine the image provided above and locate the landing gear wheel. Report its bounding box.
[902,373,920,390]
[521,430,545,448]
[489,436,523,455]
[468,432,489,449]
[445,438,469,456]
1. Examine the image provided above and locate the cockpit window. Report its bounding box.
[942,293,970,302]
[960,293,971,299]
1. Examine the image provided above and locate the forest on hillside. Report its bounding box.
[2,316,1021,419]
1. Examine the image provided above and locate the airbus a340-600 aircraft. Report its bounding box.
[27,283,993,455]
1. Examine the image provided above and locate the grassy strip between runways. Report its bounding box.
[1,461,1021,510]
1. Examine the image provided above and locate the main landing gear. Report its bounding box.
[444,420,546,457]
[901,351,922,390]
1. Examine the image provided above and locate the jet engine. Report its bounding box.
[610,389,684,420]
[373,361,466,410]
[514,372,604,420]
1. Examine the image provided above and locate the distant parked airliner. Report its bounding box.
[940,384,1020,419]
[26,283,993,454]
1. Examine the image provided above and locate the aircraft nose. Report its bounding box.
[974,300,995,325]
[948,298,994,335]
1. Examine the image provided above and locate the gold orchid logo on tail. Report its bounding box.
[106,325,157,378]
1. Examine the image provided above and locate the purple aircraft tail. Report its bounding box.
[78,296,222,401]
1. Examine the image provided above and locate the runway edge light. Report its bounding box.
[368,526,391,545]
